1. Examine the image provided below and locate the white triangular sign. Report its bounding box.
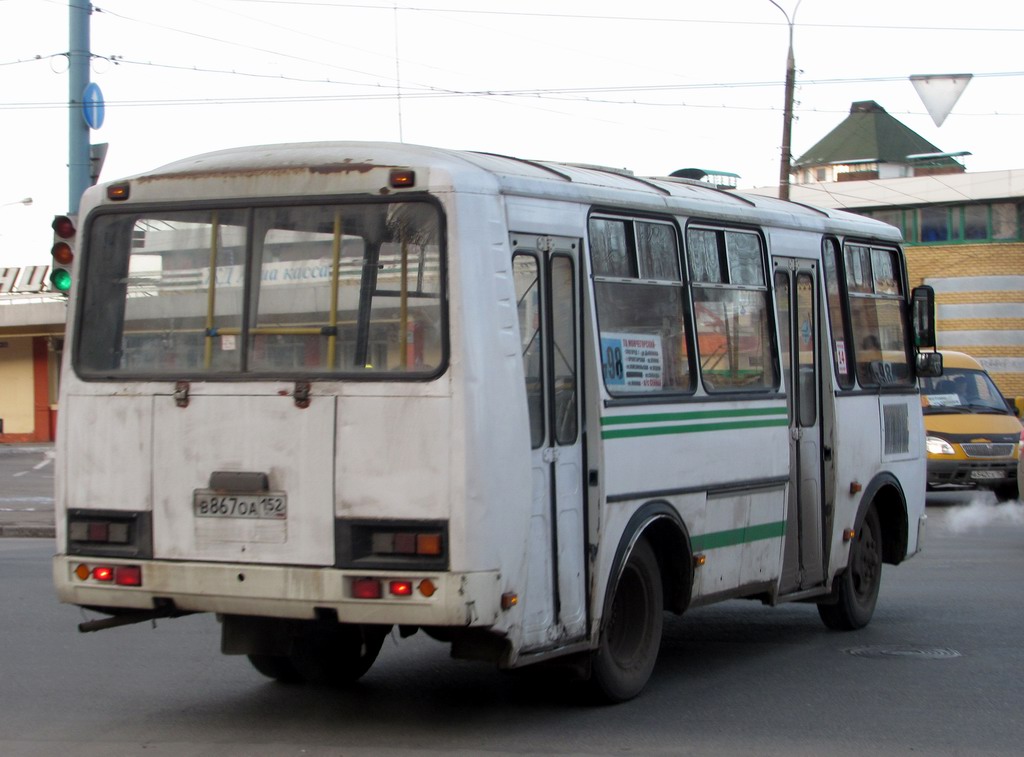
[910,74,973,127]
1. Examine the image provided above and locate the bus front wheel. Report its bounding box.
[590,537,663,703]
[817,505,882,631]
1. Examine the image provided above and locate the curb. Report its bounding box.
[0,525,55,539]
[0,444,56,455]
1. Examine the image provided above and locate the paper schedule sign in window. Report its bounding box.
[601,332,664,391]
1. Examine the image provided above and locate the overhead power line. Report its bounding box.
[212,0,1024,34]
[4,50,1024,112]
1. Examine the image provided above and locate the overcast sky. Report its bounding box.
[2,0,1022,269]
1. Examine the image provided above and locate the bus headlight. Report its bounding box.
[926,436,955,456]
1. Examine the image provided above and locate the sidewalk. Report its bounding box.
[0,442,56,539]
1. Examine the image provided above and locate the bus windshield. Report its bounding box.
[75,200,446,379]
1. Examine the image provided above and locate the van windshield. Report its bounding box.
[920,368,1010,414]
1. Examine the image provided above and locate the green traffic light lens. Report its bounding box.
[50,269,72,292]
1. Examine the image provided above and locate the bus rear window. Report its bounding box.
[76,201,446,379]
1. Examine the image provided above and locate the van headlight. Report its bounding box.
[926,436,955,455]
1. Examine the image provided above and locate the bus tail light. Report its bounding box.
[67,510,153,559]
[389,580,413,596]
[336,520,448,570]
[352,578,382,599]
[371,530,444,557]
[115,566,143,586]
[74,563,143,587]
[351,577,437,599]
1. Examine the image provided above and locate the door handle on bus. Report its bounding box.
[174,381,190,408]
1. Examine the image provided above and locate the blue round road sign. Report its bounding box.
[82,82,105,130]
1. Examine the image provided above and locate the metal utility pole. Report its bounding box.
[769,1,800,201]
[68,1,92,213]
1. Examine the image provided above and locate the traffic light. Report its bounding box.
[50,215,76,294]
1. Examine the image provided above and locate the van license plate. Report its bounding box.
[193,491,287,519]
[970,471,1004,480]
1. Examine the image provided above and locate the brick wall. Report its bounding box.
[906,241,1024,396]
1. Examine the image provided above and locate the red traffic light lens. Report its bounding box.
[52,215,76,239]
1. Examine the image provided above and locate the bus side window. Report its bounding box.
[590,216,693,397]
[822,238,854,389]
[550,255,578,445]
[846,244,912,387]
[688,227,775,392]
[513,254,545,448]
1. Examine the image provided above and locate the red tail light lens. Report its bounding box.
[87,564,142,586]
[115,566,143,587]
[389,580,413,597]
[352,577,382,599]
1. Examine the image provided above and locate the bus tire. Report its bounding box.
[590,537,663,703]
[817,505,882,631]
[247,654,305,684]
[294,624,387,685]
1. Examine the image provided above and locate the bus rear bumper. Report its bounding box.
[53,555,502,628]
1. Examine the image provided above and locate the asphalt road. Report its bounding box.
[0,444,54,537]
[2,496,1023,756]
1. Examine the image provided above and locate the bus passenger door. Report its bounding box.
[774,258,825,592]
[512,236,587,649]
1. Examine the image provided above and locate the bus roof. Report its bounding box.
[108,141,902,243]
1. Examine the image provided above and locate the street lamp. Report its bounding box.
[769,0,801,201]
[1,197,33,208]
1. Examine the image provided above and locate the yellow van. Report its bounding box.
[920,351,1022,501]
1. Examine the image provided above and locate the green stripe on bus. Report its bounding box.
[601,406,787,427]
[601,417,788,440]
[691,520,787,551]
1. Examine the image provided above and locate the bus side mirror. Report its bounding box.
[911,285,936,349]
[916,351,943,378]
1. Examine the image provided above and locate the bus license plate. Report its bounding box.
[970,470,1004,480]
[193,491,288,520]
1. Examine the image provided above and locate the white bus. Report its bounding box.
[53,142,941,701]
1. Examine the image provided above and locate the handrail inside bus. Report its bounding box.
[203,212,220,370]
[327,211,342,368]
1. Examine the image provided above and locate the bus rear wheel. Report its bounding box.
[590,537,663,703]
[247,653,304,684]
[248,623,387,685]
[293,624,388,684]
[817,505,882,631]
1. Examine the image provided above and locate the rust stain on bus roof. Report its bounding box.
[311,161,380,175]
[136,159,384,183]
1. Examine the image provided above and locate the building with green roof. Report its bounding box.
[793,100,968,184]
